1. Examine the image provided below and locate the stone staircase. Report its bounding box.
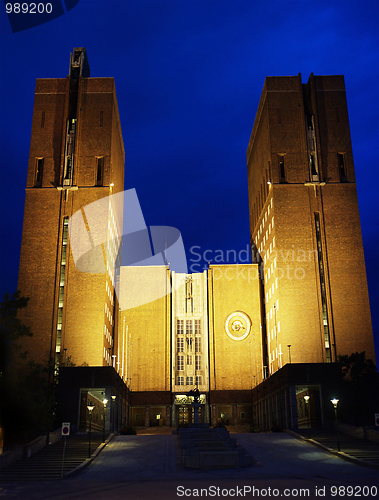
[178,426,255,469]
[0,433,105,481]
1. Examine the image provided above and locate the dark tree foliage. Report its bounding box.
[0,292,56,448]
[338,351,379,426]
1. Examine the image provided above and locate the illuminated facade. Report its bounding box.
[17,54,376,430]
[18,48,124,370]
[247,74,375,376]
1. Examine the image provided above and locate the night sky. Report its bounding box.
[0,1,378,361]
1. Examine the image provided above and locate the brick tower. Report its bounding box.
[18,48,125,370]
[247,74,375,375]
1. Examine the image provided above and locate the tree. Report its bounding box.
[0,292,56,447]
[338,351,379,426]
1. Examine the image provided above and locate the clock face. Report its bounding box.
[225,311,251,341]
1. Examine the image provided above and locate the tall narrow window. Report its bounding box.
[41,111,45,128]
[315,213,332,363]
[195,375,202,386]
[194,319,201,335]
[177,355,184,371]
[279,155,286,183]
[338,153,347,182]
[187,355,192,365]
[35,158,44,187]
[55,217,69,374]
[195,337,201,353]
[186,320,193,335]
[177,337,184,352]
[96,157,104,186]
[177,319,184,335]
[195,355,201,371]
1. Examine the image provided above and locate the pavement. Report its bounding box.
[0,428,378,500]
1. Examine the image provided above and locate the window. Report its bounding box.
[187,355,192,365]
[196,375,202,386]
[186,376,193,386]
[41,111,45,128]
[177,376,184,386]
[96,157,104,186]
[338,153,347,182]
[279,155,286,183]
[177,355,184,371]
[195,355,201,371]
[240,412,246,419]
[186,320,193,335]
[135,414,141,421]
[177,319,184,335]
[35,158,44,186]
[194,319,201,334]
[195,337,201,353]
[177,337,184,352]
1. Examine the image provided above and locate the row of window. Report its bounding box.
[269,344,283,367]
[39,110,105,129]
[177,355,201,371]
[177,337,201,353]
[177,376,202,386]
[104,324,113,346]
[33,156,108,187]
[177,318,202,335]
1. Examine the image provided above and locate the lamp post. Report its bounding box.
[304,395,310,439]
[287,345,292,364]
[111,395,116,433]
[103,398,108,442]
[331,398,340,451]
[87,401,95,458]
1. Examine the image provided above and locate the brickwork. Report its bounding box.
[246,74,375,376]
[18,50,125,368]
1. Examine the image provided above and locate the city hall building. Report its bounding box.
[18,49,375,432]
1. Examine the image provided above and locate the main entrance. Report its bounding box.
[177,405,203,425]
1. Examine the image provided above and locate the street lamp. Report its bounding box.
[87,401,95,458]
[304,395,310,439]
[287,345,292,364]
[103,398,108,442]
[111,395,116,433]
[331,398,340,452]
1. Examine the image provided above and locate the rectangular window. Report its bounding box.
[186,376,193,386]
[177,319,184,335]
[240,412,246,419]
[194,319,201,334]
[187,355,192,365]
[135,414,141,421]
[338,153,347,182]
[195,337,201,353]
[279,155,286,183]
[41,111,45,128]
[186,320,193,335]
[195,355,201,371]
[177,355,184,371]
[177,337,184,353]
[35,158,44,186]
[196,375,202,386]
[177,376,184,386]
[96,157,104,186]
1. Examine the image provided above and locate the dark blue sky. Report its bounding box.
[0,1,378,360]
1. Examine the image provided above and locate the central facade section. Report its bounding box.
[172,272,209,393]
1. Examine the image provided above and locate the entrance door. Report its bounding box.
[178,406,190,425]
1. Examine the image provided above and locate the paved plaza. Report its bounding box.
[1,433,378,499]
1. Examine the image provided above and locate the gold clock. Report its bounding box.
[225,311,251,341]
